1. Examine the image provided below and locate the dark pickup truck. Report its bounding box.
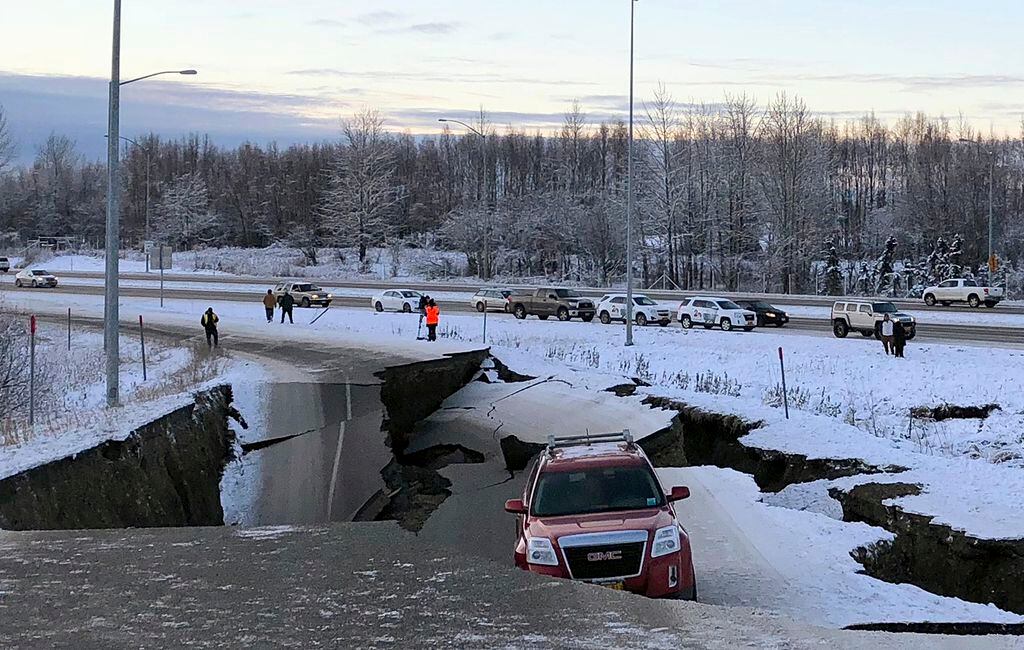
[509,288,596,322]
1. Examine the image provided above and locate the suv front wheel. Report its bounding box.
[513,304,527,319]
[557,307,570,321]
[720,318,733,331]
[635,313,648,327]
[599,311,612,325]
[680,315,692,329]
[924,293,936,306]
[833,319,849,338]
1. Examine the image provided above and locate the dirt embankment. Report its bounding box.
[0,385,238,530]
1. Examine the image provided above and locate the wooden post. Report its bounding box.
[29,315,36,425]
[67,307,72,351]
[778,346,789,420]
[139,314,147,382]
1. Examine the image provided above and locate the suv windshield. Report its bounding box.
[872,302,898,313]
[750,301,773,310]
[555,289,582,298]
[715,300,742,310]
[634,297,658,306]
[294,284,319,292]
[32,270,50,276]
[531,466,664,517]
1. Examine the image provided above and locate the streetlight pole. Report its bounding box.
[625,0,637,347]
[104,0,196,406]
[438,118,489,279]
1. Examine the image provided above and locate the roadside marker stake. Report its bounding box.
[139,315,147,381]
[29,315,36,426]
[67,307,72,351]
[778,346,789,420]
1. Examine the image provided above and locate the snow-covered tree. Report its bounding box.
[824,237,842,295]
[318,109,404,268]
[874,235,898,294]
[0,104,14,175]
[947,234,964,277]
[152,172,218,249]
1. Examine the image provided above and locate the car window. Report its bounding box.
[500,291,512,298]
[834,303,845,312]
[715,300,742,310]
[939,280,955,288]
[611,297,625,305]
[754,301,773,310]
[531,466,665,517]
[846,304,858,312]
[385,291,397,298]
[634,297,657,306]
[294,284,314,292]
[859,305,872,314]
[555,289,582,298]
[872,302,898,313]
[32,270,48,276]
[963,279,978,287]
[401,291,420,298]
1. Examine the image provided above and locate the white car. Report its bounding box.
[596,293,673,326]
[471,289,512,313]
[923,278,1004,308]
[677,296,756,332]
[372,289,424,313]
[15,268,58,288]
[0,257,10,273]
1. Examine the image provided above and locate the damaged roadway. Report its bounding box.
[0,522,1011,649]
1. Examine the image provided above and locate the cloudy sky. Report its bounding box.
[2,0,1023,162]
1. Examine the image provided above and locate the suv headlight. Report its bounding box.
[527,537,559,566]
[651,525,681,558]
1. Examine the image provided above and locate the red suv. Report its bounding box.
[504,431,697,599]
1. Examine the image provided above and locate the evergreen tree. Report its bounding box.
[824,237,842,295]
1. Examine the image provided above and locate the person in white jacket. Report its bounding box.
[880,313,894,355]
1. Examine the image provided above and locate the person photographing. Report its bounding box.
[425,299,440,342]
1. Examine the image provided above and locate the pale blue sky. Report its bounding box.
[2,0,1022,161]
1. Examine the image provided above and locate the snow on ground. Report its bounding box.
[6,285,1024,624]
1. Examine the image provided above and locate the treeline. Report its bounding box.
[0,94,1021,292]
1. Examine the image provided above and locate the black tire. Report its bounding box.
[659,320,669,327]
[581,314,594,323]
[720,318,733,332]
[860,330,874,338]
[673,566,698,602]
[374,301,384,312]
[31,279,37,288]
[513,304,527,320]
[599,311,612,325]
[323,300,332,308]
[14,278,22,288]
[475,301,486,313]
[941,301,951,307]
[774,322,784,327]
[301,297,311,308]
[833,319,849,338]
[924,293,936,306]
[636,313,648,327]
[702,324,713,330]
[402,302,412,313]
[968,294,980,308]
[680,315,692,329]
[557,307,570,322]
[985,301,997,308]
[743,326,754,332]
[907,329,916,340]
[538,315,549,320]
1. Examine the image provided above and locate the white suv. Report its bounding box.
[596,293,672,326]
[677,297,756,332]
[831,301,916,339]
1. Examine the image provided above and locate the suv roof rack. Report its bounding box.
[546,430,635,456]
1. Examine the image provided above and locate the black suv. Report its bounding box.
[735,300,789,327]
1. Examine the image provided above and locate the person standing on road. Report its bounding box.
[893,319,907,358]
[201,307,220,348]
[262,290,277,323]
[418,293,429,324]
[425,298,440,342]
[279,290,295,324]
[880,313,894,355]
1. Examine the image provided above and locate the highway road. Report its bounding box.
[41,269,1024,314]
[3,277,1021,345]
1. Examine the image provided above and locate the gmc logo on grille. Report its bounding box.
[586,550,622,562]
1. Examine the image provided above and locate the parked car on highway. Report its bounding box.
[471,289,512,313]
[596,294,672,326]
[734,300,789,327]
[677,297,756,331]
[372,289,424,313]
[508,287,596,322]
[831,300,916,339]
[923,278,1004,308]
[272,282,333,308]
[504,431,696,600]
[0,257,10,273]
[14,268,58,288]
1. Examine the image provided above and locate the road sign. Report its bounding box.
[989,254,999,273]
[143,240,155,254]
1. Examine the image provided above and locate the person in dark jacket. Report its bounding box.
[278,290,295,324]
[201,307,219,348]
[262,290,277,323]
[417,294,429,326]
[425,298,440,342]
[893,320,907,358]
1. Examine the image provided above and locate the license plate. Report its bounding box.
[598,581,625,591]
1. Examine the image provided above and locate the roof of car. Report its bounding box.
[542,441,648,472]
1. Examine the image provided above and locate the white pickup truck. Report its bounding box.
[922,278,1004,308]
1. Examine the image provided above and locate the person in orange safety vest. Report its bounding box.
[425,299,440,342]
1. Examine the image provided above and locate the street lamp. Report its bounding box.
[625,0,638,347]
[105,0,197,406]
[438,118,490,279]
[958,137,996,280]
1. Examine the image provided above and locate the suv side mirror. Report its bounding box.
[667,486,690,502]
[504,498,527,514]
